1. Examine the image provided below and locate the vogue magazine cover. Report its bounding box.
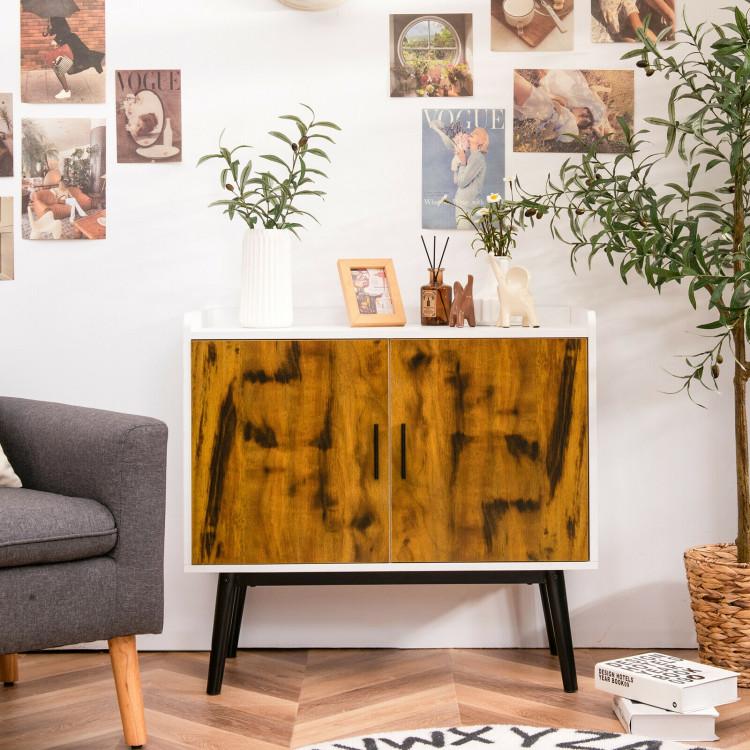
[422,108,505,229]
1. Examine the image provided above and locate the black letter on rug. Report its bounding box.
[449,726,494,745]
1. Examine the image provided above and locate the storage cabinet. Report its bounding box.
[184,308,596,696]
[191,335,588,566]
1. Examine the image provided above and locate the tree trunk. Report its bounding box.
[734,325,750,565]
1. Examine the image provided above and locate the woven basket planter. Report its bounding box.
[684,543,750,687]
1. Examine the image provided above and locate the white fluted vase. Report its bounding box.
[239,228,293,328]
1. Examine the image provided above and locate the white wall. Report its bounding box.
[0,0,736,650]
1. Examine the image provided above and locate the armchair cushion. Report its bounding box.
[0,487,117,568]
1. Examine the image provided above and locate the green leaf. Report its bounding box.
[268,130,293,145]
[305,147,330,161]
[260,154,291,170]
[311,120,342,131]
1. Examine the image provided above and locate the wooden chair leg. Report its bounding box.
[1,654,18,686]
[109,635,147,749]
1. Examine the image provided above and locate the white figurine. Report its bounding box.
[488,256,539,328]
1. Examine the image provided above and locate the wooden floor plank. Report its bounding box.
[0,649,748,749]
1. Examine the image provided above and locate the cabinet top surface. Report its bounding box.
[185,307,596,340]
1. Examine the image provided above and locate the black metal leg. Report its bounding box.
[226,584,247,659]
[545,570,577,693]
[207,573,236,695]
[538,583,558,656]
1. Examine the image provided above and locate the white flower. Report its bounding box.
[440,194,449,204]
[503,176,515,185]
[486,193,501,203]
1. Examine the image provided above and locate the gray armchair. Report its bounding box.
[0,397,167,749]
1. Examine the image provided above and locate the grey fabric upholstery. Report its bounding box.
[0,487,117,568]
[0,397,167,653]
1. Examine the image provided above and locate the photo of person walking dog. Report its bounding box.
[20,0,105,103]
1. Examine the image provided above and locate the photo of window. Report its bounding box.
[0,94,12,178]
[422,108,506,230]
[20,0,105,103]
[513,69,634,153]
[116,70,182,163]
[492,0,574,52]
[592,0,676,43]
[21,118,107,240]
[389,14,473,97]
[0,197,13,281]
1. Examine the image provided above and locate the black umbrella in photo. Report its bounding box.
[21,0,80,18]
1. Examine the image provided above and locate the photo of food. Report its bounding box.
[21,118,106,240]
[20,0,105,103]
[0,94,12,178]
[116,69,182,163]
[389,14,473,97]
[492,0,574,52]
[513,69,634,153]
[592,0,676,43]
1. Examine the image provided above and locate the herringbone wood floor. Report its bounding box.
[0,649,748,749]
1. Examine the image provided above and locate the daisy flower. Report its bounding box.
[486,193,501,203]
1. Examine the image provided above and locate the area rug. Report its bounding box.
[298,725,708,749]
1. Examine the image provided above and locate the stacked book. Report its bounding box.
[594,652,740,742]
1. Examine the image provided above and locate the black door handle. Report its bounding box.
[400,423,406,479]
[373,423,379,480]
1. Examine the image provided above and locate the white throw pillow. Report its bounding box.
[0,442,21,488]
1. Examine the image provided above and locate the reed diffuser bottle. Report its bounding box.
[420,235,452,326]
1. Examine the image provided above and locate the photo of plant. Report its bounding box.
[422,108,505,230]
[0,197,13,281]
[0,94,12,178]
[491,0,574,52]
[513,69,634,153]
[389,14,473,97]
[21,118,107,240]
[592,0,675,43]
[116,70,182,163]
[20,0,105,103]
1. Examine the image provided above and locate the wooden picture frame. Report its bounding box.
[337,258,406,327]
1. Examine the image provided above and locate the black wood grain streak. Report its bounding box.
[546,339,579,497]
[351,510,374,532]
[505,434,540,462]
[243,341,302,384]
[447,361,474,484]
[202,385,237,560]
[243,420,278,448]
[310,397,334,452]
[481,497,541,553]
[567,516,576,540]
[408,349,433,370]
[206,342,217,364]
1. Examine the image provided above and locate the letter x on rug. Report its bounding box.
[297,725,709,750]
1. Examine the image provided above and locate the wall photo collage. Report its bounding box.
[403,3,662,227]
[0,1,183,274]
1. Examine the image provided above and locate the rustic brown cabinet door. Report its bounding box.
[390,338,589,563]
[192,339,389,564]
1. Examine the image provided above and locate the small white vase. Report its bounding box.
[239,228,293,328]
[477,255,510,325]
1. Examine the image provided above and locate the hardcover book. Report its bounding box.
[613,697,718,743]
[595,653,738,713]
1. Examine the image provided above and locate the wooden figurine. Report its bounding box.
[449,274,476,328]
[488,257,539,328]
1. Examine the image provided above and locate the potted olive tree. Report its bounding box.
[199,105,339,328]
[524,3,750,682]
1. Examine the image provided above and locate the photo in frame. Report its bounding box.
[338,259,406,327]
[0,94,12,178]
[116,70,182,163]
[0,197,13,280]
[389,14,474,97]
[21,118,107,241]
[513,69,634,153]
[20,0,106,104]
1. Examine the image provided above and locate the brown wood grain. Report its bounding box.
[192,339,389,564]
[0,654,18,683]
[109,635,147,748]
[390,338,589,562]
